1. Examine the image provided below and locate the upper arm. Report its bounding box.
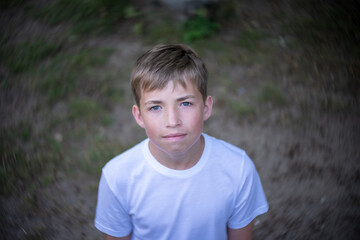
[227,220,253,240]
[105,233,131,240]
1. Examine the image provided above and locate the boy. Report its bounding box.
[95,44,268,240]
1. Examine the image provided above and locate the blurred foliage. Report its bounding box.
[289,0,360,57]
[182,8,220,43]
[35,0,135,35]
[230,101,255,118]
[0,38,62,74]
[66,138,130,176]
[0,0,28,9]
[236,28,265,52]
[145,19,182,44]
[0,122,61,195]
[35,47,113,103]
[1,0,358,203]
[258,82,287,106]
[68,98,105,121]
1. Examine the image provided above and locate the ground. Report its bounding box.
[0,0,359,239]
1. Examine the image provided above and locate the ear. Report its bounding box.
[132,105,145,128]
[203,96,213,121]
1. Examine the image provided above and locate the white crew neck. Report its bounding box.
[142,133,211,178]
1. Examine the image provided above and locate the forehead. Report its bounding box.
[140,80,200,99]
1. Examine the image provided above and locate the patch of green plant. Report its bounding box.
[145,20,182,44]
[236,28,265,52]
[124,5,141,19]
[0,121,36,195]
[183,8,220,43]
[2,121,32,143]
[105,87,125,103]
[210,0,238,24]
[96,75,125,103]
[132,22,144,35]
[35,47,113,103]
[230,100,255,118]
[258,82,287,106]
[0,148,41,195]
[68,98,105,121]
[100,115,115,126]
[0,39,62,74]
[35,0,135,35]
[78,141,129,176]
[0,121,64,195]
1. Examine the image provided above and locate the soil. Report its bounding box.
[1,1,359,239]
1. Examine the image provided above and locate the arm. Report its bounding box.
[227,220,253,240]
[105,233,131,240]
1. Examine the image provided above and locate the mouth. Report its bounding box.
[163,133,187,141]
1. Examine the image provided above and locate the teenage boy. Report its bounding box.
[95,44,268,240]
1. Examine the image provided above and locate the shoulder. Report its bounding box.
[205,134,254,169]
[102,139,147,185]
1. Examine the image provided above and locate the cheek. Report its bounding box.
[187,113,204,129]
[143,120,159,137]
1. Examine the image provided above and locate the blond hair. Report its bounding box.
[131,44,208,106]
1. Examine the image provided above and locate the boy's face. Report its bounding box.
[132,80,212,156]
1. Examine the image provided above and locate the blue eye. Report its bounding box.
[182,102,191,107]
[150,106,160,111]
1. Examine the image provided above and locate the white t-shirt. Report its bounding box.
[95,133,268,239]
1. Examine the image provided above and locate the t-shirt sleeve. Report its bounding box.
[95,172,132,237]
[227,154,269,229]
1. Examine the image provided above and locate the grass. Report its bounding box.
[34,47,113,103]
[144,19,182,44]
[0,0,28,9]
[34,0,134,35]
[236,27,265,52]
[72,140,130,176]
[230,101,256,118]
[0,38,62,74]
[0,145,56,196]
[0,119,63,195]
[258,82,287,106]
[68,98,105,121]
[287,1,360,58]
[142,7,220,44]
[182,8,220,43]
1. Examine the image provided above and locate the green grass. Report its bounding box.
[236,27,265,52]
[258,82,287,106]
[68,98,105,121]
[34,47,113,103]
[182,8,220,43]
[0,147,48,195]
[35,0,133,35]
[0,117,67,196]
[0,38,62,74]
[74,140,130,176]
[230,101,255,118]
[145,20,182,44]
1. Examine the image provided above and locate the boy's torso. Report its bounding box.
[102,134,255,239]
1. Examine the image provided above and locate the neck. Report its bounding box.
[149,135,205,170]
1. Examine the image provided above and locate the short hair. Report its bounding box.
[131,44,208,106]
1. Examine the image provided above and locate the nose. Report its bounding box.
[165,107,182,127]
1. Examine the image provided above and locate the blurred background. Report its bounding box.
[1,0,359,239]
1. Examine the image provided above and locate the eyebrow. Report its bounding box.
[177,95,196,102]
[144,95,196,105]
